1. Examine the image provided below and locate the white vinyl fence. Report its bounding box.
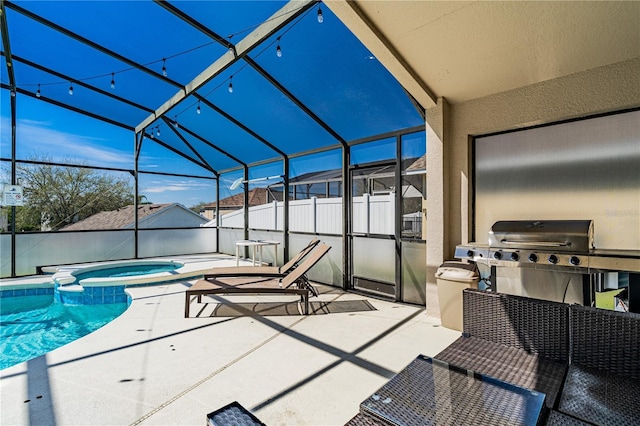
[211,194,395,235]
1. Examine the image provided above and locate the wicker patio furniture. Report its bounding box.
[206,401,265,426]
[346,355,546,426]
[185,243,331,317]
[435,288,570,410]
[557,304,640,426]
[545,410,592,425]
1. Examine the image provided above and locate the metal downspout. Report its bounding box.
[395,135,403,302]
[9,86,16,277]
[243,166,249,258]
[215,178,220,253]
[283,157,290,264]
[134,132,142,258]
[342,146,350,290]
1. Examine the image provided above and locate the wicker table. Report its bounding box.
[358,355,545,426]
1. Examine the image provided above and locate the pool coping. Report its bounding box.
[0,254,254,293]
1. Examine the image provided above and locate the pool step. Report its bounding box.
[57,284,84,293]
[52,271,76,285]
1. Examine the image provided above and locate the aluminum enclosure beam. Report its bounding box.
[4,1,184,90]
[325,0,437,109]
[1,0,16,87]
[136,0,315,134]
[161,116,217,175]
[156,1,328,156]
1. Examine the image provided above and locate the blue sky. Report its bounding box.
[1,1,424,208]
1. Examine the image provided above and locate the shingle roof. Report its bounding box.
[61,203,173,231]
[204,188,268,209]
[407,154,426,171]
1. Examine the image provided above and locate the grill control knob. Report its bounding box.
[493,251,503,260]
[548,254,559,264]
[510,252,520,261]
[569,256,581,266]
[528,253,538,263]
[467,250,474,258]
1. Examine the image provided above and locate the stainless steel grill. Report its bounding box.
[489,220,593,253]
[455,220,639,273]
[454,219,640,312]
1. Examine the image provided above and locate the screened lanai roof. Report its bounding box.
[1,0,423,175]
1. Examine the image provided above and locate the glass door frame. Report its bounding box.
[347,145,402,301]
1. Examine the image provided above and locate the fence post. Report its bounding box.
[363,193,370,234]
[389,193,395,235]
[311,197,317,233]
[273,200,278,230]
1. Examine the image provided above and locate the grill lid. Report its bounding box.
[488,220,594,252]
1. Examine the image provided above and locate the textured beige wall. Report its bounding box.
[447,57,640,258]
[425,98,449,317]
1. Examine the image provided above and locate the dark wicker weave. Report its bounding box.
[559,365,640,426]
[435,289,569,409]
[344,412,389,426]
[436,336,567,409]
[568,304,640,379]
[545,410,593,425]
[358,355,545,426]
[461,289,569,362]
[206,401,265,426]
[557,305,640,426]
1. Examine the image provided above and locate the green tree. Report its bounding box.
[189,201,209,215]
[12,162,134,231]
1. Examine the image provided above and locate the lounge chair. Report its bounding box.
[202,238,320,280]
[185,243,331,317]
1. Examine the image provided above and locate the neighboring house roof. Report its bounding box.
[203,188,268,210]
[276,157,423,186]
[61,203,206,230]
[407,155,426,171]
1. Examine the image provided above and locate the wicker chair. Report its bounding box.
[435,288,570,410]
[557,305,640,426]
[545,410,592,425]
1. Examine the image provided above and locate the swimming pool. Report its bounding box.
[72,261,183,281]
[51,260,186,288]
[0,293,128,370]
[1,257,214,369]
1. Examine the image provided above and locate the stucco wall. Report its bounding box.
[446,57,640,258]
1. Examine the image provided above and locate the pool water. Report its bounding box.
[0,295,128,370]
[73,262,181,282]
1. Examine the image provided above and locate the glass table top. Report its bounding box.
[360,355,546,426]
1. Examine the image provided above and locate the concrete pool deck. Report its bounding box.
[1,254,460,425]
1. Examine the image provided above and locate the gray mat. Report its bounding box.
[207,300,376,317]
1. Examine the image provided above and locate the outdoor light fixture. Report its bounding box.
[228,77,233,93]
[230,175,284,190]
[276,37,282,57]
[36,84,41,98]
[68,82,74,95]
[110,72,115,89]
[317,5,323,23]
[162,58,167,77]
[10,87,16,97]
[156,126,160,137]
[196,100,201,115]
[173,116,179,128]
